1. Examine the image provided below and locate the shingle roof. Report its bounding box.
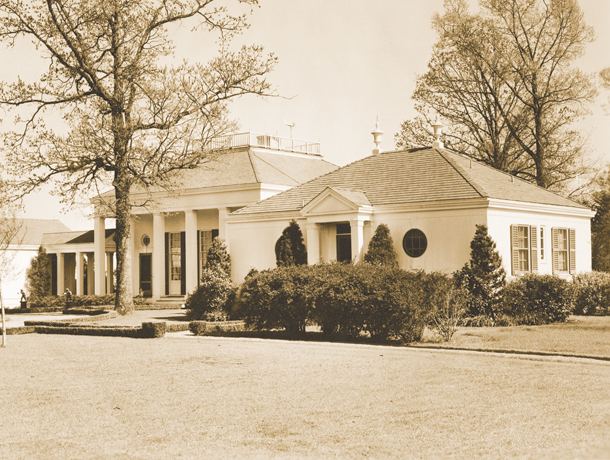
[41,229,116,246]
[10,219,71,246]
[234,147,588,215]
[99,148,337,197]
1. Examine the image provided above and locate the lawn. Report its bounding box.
[1,334,609,458]
[419,315,610,358]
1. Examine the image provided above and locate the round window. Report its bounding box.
[402,229,427,258]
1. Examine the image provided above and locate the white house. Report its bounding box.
[1,218,70,307]
[43,132,337,301]
[41,131,594,303]
[227,143,593,283]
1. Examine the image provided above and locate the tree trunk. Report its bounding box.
[1,281,6,347]
[114,178,133,315]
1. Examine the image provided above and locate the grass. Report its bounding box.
[421,315,610,357]
[1,334,609,458]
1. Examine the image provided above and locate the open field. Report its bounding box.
[420,316,610,358]
[1,334,609,459]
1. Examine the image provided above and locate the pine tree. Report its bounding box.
[26,246,52,298]
[364,224,398,267]
[455,225,506,320]
[275,220,307,266]
[592,170,610,272]
[205,239,231,278]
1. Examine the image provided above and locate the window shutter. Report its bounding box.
[180,231,186,295]
[530,226,538,272]
[164,232,169,296]
[569,228,576,274]
[510,225,519,276]
[551,228,559,274]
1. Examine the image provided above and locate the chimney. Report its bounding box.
[431,116,444,149]
[371,115,383,155]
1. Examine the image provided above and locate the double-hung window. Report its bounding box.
[510,225,538,275]
[551,228,575,274]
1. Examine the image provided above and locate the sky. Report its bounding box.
[4,0,610,229]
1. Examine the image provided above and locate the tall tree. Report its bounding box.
[397,0,595,191]
[396,0,531,178]
[0,1,276,314]
[591,169,610,272]
[0,187,20,347]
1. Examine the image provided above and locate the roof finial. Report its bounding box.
[371,114,383,155]
[431,116,444,149]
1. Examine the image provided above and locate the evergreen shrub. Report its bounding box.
[363,224,398,267]
[502,274,574,325]
[275,220,307,266]
[572,272,610,315]
[455,225,506,320]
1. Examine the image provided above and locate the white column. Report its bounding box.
[93,216,106,295]
[350,219,365,263]
[185,209,198,293]
[75,252,84,295]
[306,222,320,265]
[218,207,230,241]
[57,253,64,295]
[106,252,114,293]
[152,212,165,299]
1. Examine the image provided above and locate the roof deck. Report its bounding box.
[209,132,321,155]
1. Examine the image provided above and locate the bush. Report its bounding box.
[186,269,234,320]
[28,295,65,309]
[275,220,307,266]
[363,224,398,267]
[237,265,315,335]
[455,225,506,320]
[573,272,610,315]
[26,246,52,298]
[141,322,166,338]
[236,263,435,342]
[66,294,114,307]
[502,274,574,325]
[429,286,467,341]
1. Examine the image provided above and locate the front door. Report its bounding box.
[139,254,152,297]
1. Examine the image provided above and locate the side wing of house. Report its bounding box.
[486,201,593,277]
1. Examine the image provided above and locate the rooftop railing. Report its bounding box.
[209,132,321,155]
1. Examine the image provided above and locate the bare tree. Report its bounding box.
[397,0,596,192]
[0,196,20,347]
[0,1,277,314]
[396,0,532,179]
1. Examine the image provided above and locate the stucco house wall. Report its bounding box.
[487,203,592,276]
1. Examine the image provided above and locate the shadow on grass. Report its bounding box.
[198,329,408,347]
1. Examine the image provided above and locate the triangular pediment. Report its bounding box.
[301,187,370,216]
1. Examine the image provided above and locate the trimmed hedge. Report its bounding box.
[33,321,166,338]
[502,274,574,325]
[28,294,115,309]
[235,264,447,342]
[573,272,610,315]
[189,320,247,336]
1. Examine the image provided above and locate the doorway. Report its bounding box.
[139,253,152,297]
